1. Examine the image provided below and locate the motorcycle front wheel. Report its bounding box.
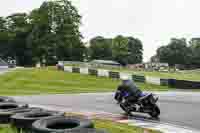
[149,105,160,118]
[120,103,132,115]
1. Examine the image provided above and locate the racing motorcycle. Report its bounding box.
[115,91,160,118]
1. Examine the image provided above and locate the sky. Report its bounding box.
[1,0,200,62]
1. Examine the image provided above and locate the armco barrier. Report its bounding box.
[109,71,120,79]
[72,67,80,73]
[132,75,146,82]
[88,69,98,76]
[175,80,200,89]
[98,69,109,77]
[160,79,169,86]
[168,79,176,88]
[62,66,200,89]
[146,76,160,85]
[64,66,72,72]
[80,68,88,74]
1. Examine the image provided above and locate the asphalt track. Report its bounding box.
[13,91,200,130]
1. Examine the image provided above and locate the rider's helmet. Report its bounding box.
[121,75,131,85]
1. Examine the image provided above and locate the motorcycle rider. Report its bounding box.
[116,76,160,117]
[116,75,145,103]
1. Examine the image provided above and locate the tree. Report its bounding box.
[27,2,54,65]
[6,13,33,66]
[53,0,84,61]
[127,37,143,64]
[89,36,112,60]
[112,35,129,65]
[27,0,84,65]
[189,38,200,67]
[111,35,143,65]
[0,17,10,59]
[156,38,190,66]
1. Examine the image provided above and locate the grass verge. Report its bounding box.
[0,120,161,133]
[94,119,161,133]
[0,68,171,96]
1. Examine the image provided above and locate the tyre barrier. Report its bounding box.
[168,79,176,88]
[0,96,108,133]
[32,116,94,133]
[0,103,28,111]
[11,111,64,130]
[132,75,146,83]
[80,68,89,75]
[64,66,73,72]
[146,76,160,85]
[88,69,98,76]
[32,128,107,133]
[0,96,16,103]
[98,69,109,77]
[72,68,80,73]
[62,66,200,89]
[109,72,120,79]
[0,107,43,124]
[160,79,169,86]
[175,80,200,89]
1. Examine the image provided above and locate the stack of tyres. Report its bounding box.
[109,72,120,79]
[0,102,28,111]
[32,116,96,133]
[72,67,80,73]
[11,111,64,131]
[160,79,169,86]
[175,80,200,89]
[0,97,109,133]
[0,102,29,124]
[0,107,43,124]
[132,75,146,82]
[168,79,176,88]
[88,69,98,76]
[0,96,16,103]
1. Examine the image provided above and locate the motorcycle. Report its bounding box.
[116,91,160,118]
[114,90,123,103]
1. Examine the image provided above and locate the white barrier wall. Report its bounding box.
[119,72,132,80]
[80,68,89,74]
[64,66,72,72]
[146,76,160,85]
[97,69,109,77]
[0,66,8,69]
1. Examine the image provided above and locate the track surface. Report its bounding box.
[13,92,200,130]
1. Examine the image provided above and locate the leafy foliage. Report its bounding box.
[154,38,200,68]
[0,0,84,66]
[89,35,143,65]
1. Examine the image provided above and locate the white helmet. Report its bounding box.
[121,75,130,81]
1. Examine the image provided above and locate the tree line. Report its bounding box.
[0,0,85,66]
[152,38,200,68]
[0,0,144,66]
[88,35,143,65]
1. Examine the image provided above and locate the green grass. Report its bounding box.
[0,125,16,133]
[133,70,200,81]
[66,64,200,81]
[0,68,171,96]
[94,119,161,133]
